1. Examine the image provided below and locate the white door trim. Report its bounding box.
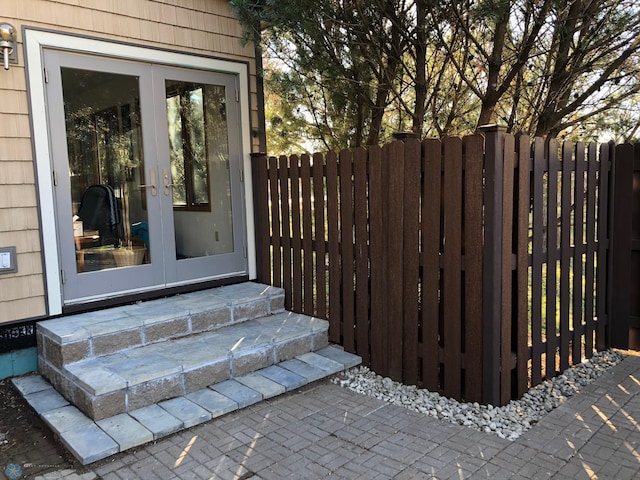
[25,29,256,316]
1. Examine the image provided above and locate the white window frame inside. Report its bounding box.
[25,29,256,316]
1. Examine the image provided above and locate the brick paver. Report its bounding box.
[21,353,640,479]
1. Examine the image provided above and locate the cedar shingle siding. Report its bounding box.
[0,0,257,322]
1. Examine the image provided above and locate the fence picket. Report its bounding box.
[500,135,516,405]
[585,144,598,357]
[421,139,442,392]
[326,151,341,344]
[573,143,586,364]
[596,144,611,351]
[531,138,545,385]
[463,135,484,402]
[560,143,573,371]
[301,154,314,316]
[354,147,370,364]
[515,135,530,396]
[443,136,463,399]
[339,149,355,353]
[313,152,327,319]
[279,155,292,310]
[369,146,385,372]
[290,155,303,312]
[386,141,405,381]
[268,156,282,288]
[402,139,421,385]
[546,140,559,378]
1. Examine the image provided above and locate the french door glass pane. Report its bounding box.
[165,80,234,258]
[62,68,150,272]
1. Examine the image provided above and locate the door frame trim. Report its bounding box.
[25,28,256,316]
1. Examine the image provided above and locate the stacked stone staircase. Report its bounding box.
[13,282,360,464]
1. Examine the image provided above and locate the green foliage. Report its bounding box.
[263,66,318,155]
[472,0,512,23]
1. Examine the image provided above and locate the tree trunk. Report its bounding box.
[412,0,428,135]
[475,7,510,130]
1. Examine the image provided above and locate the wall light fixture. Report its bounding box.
[0,23,17,71]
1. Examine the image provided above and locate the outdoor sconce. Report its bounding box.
[0,23,17,71]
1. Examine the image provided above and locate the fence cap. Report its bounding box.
[392,132,420,140]
[478,124,508,133]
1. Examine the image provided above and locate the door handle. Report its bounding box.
[163,169,178,196]
[139,168,157,196]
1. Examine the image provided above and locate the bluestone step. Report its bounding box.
[257,365,307,391]
[37,282,286,369]
[52,310,328,420]
[236,372,286,399]
[159,397,212,428]
[279,358,328,382]
[128,404,183,439]
[96,414,154,451]
[186,388,238,417]
[59,423,119,465]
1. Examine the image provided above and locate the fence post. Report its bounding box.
[479,124,507,405]
[251,152,270,284]
[608,143,635,349]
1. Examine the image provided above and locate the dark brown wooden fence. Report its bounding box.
[251,127,614,405]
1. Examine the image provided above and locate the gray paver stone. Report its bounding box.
[43,337,90,369]
[106,353,181,385]
[158,397,212,428]
[96,413,154,451]
[91,329,142,357]
[296,352,344,374]
[236,372,286,399]
[190,305,232,332]
[310,330,329,350]
[25,387,70,414]
[233,298,269,322]
[64,363,127,396]
[211,379,262,409]
[83,317,143,337]
[132,301,190,324]
[183,360,231,392]
[37,320,91,343]
[128,404,183,439]
[12,374,54,396]
[125,373,183,411]
[186,388,238,417]
[41,405,94,433]
[274,336,311,362]
[143,318,189,343]
[279,358,327,383]
[315,346,362,369]
[257,365,307,391]
[231,346,274,377]
[60,422,120,465]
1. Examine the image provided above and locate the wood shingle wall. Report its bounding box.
[0,0,258,322]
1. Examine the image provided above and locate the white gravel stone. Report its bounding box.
[333,349,624,440]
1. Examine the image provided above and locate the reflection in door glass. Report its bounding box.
[62,68,150,272]
[166,80,234,258]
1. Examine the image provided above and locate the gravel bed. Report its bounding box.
[333,350,624,440]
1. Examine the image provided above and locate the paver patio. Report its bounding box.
[22,351,640,479]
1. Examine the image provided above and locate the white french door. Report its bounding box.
[44,50,248,304]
